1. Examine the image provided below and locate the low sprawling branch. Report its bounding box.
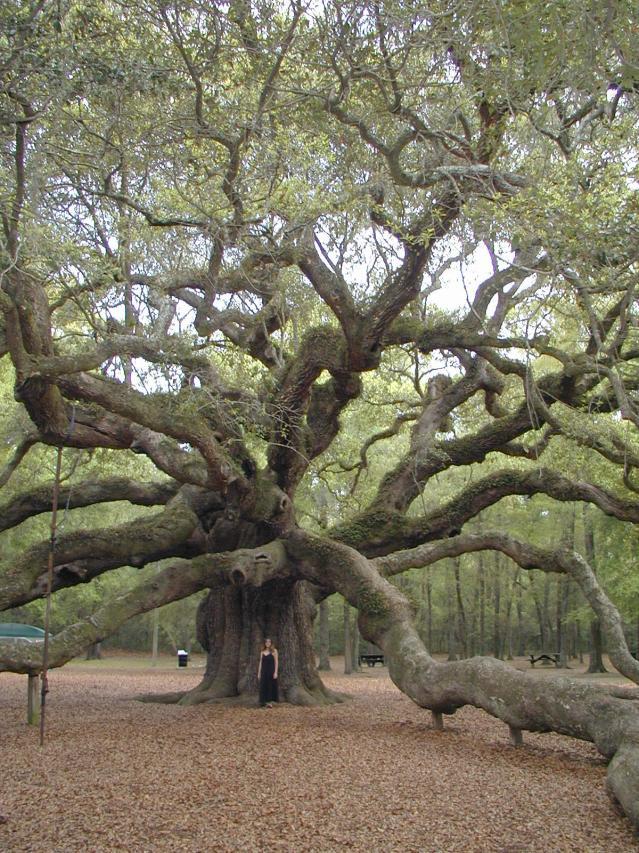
[0,477,179,533]
[0,540,290,674]
[286,529,639,828]
[374,530,639,684]
[0,492,202,609]
[333,462,639,558]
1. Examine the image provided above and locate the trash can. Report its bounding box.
[177,649,188,668]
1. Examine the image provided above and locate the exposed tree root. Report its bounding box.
[136,690,188,705]
[138,683,348,708]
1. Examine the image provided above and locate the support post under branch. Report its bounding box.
[27,673,38,725]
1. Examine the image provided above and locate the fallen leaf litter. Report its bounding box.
[1,660,637,852]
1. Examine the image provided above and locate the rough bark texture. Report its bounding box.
[1,0,639,831]
[186,579,342,706]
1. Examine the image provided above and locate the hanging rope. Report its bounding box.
[39,405,78,745]
[39,445,63,747]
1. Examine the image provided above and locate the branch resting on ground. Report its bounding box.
[286,529,639,829]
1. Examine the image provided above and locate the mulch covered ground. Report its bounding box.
[1,658,638,852]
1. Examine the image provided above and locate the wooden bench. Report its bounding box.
[359,653,385,667]
[528,653,560,667]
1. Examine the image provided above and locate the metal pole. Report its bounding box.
[40,446,63,747]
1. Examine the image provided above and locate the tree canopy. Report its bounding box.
[1,0,639,827]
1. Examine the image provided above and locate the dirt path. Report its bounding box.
[1,661,637,852]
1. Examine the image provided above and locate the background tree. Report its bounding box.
[1,0,639,826]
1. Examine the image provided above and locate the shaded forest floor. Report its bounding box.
[1,655,638,852]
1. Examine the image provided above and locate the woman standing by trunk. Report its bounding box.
[258,638,279,707]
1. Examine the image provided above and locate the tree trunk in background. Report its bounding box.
[318,598,331,671]
[503,570,516,660]
[529,574,546,650]
[587,619,607,673]
[516,572,525,656]
[351,620,361,671]
[582,504,608,673]
[420,568,434,651]
[425,568,433,651]
[317,489,333,673]
[446,563,457,660]
[186,579,340,705]
[566,585,576,659]
[543,574,554,650]
[343,601,352,674]
[493,554,502,659]
[557,507,576,667]
[557,576,570,667]
[469,572,479,656]
[574,619,584,664]
[453,557,468,658]
[85,642,101,660]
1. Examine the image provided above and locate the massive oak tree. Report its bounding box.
[2,0,639,826]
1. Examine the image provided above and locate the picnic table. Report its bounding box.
[528,652,560,667]
[359,653,385,667]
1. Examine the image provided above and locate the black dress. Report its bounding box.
[259,651,278,705]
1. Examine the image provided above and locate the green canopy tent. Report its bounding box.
[0,623,46,724]
[0,622,46,639]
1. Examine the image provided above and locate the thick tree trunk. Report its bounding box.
[184,579,342,706]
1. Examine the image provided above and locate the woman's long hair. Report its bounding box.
[261,637,277,653]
